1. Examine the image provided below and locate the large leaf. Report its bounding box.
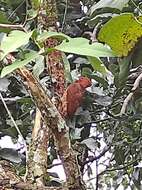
[88,13,118,28]
[1,51,40,78]
[0,30,33,60]
[98,14,142,56]
[90,0,130,16]
[55,37,116,57]
[88,56,108,75]
[37,31,71,42]
[81,66,109,88]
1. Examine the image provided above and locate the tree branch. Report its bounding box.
[0,23,26,31]
[81,145,111,167]
[120,72,142,114]
[18,67,85,189]
[87,159,139,183]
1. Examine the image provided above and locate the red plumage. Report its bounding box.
[58,77,91,118]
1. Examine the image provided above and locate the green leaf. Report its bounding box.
[37,31,71,42]
[0,30,33,60]
[81,67,93,78]
[88,56,108,75]
[82,67,109,88]
[33,55,45,78]
[31,0,41,10]
[98,13,142,56]
[1,51,40,78]
[88,13,118,28]
[55,37,116,57]
[90,0,129,15]
[27,9,38,19]
[91,74,108,88]
[62,53,73,83]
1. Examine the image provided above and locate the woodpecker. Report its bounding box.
[58,76,91,118]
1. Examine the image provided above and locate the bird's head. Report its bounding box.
[76,76,92,88]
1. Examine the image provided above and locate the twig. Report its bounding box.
[82,145,111,167]
[80,113,142,131]
[130,0,142,14]
[87,159,139,182]
[120,72,142,115]
[98,159,139,176]
[80,118,113,127]
[61,0,68,32]
[8,0,26,21]
[47,162,62,169]
[95,158,99,190]
[84,22,102,43]
[0,23,26,31]
[0,92,26,148]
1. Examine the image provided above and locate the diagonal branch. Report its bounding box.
[120,72,142,115]
[18,67,85,190]
[0,23,26,31]
[81,145,111,168]
[0,92,26,148]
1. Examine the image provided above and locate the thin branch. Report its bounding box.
[84,22,102,43]
[13,181,68,190]
[47,162,62,169]
[87,159,139,182]
[79,118,114,128]
[61,0,68,32]
[0,23,26,31]
[98,159,139,176]
[130,0,142,14]
[82,145,111,167]
[0,92,26,148]
[120,72,142,115]
[8,0,26,21]
[95,159,99,190]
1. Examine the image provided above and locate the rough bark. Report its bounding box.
[38,0,65,105]
[23,0,65,185]
[0,160,67,190]
[19,67,86,189]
